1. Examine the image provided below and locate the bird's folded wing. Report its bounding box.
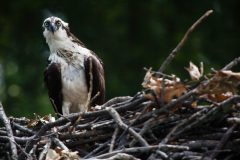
[44,62,63,114]
[84,55,105,108]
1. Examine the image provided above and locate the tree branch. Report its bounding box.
[159,10,213,72]
[106,107,149,147]
[0,102,18,160]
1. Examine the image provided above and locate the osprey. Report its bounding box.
[43,16,105,116]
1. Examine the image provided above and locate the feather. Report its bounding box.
[84,55,105,108]
[44,62,63,114]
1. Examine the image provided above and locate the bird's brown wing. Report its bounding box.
[44,62,63,115]
[84,55,105,108]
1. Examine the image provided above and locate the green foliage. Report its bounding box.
[0,0,240,116]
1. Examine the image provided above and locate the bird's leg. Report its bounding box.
[62,102,71,116]
[78,104,88,113]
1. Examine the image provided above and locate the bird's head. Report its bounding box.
[43,16,69,41]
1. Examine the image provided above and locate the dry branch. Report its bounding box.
[107,107,149,147]
[159,10,213,72]
[0,103,18,160]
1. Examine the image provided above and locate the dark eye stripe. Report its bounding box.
[56,20,61,26]
[44,21,50,27]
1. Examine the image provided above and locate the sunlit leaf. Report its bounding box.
[185,61,203,81]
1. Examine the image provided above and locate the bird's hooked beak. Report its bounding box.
[49,23,57,33]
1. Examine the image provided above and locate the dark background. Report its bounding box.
[0,0,239,117]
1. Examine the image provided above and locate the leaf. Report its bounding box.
[45,149,60,160]
[41,114,55,123]
[27,114,55,128]
[45,148,80,160]
[163,83,187,103]
[197,70,240,102]
[142,68,154,88]
[142,69,187,103]
[27,119,39,128]
[185,61,203,81]
[61,150,80,160]
[54,147,63,154]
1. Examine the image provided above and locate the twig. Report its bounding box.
[155,150,168,159]
[95,144,188,159]
[209,124,238,159]
[158,144,189,151]
[160,76,166,106]
[228,117,240,124]
[159,10,213,72]
[29,145,37,160]
[129,117,154,147]
[91,120,115,130]
[153,89,197,116]
[106,107,149,147]
[132,89,197,126]
[38,140,51,160]
[12,121,34,135]
[129,101,153,125]
[102,96,132,109]
[177,96,240,136]
[65,133,112,147]
[103,153,140,160]
[87,56,93,108]
[221,57,240,70]
[166,96,240,143]
[59,129,106,140]
[109,127,119,152]
[0,135,33,144]
[171,151,202,159]
[183,140,219,150]
[52,137,69,151]
[9,117,30,125]
[12,139,33,160]
[90,91,100,105]
[119,102,152,147]
[84,141,110,158]
[94,145,159,159]
[0,102,18,160]
[160,108,208,144]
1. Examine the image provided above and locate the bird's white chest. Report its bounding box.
[61,64,88,106]
[49,53,88,113]
[46,34,93,114]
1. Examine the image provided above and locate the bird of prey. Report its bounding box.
[43,16,105,116]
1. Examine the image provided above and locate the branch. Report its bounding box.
[94,144,188,159]
[0,102,18,160]
[159,10,213,72]
[109,127,119,152]
[209,124,238,159]
[94,146,159,159]
[160,108,208,144]
[221,57,240,70]
[52,137,69,151]
[106,107,149,147]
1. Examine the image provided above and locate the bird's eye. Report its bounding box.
[56,21,61,27]
[44,21,50,27]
